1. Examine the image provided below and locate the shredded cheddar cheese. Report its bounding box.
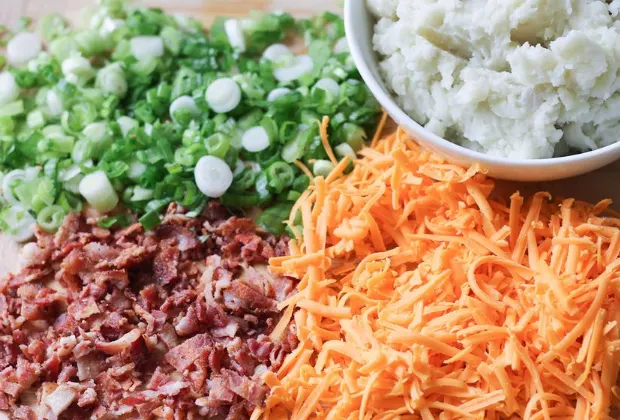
[261,128,620,419]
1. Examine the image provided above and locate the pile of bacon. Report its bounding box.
[0,202,297,419]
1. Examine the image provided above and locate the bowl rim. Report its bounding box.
[344,0,620,169]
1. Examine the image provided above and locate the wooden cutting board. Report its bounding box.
[1,0,620,277]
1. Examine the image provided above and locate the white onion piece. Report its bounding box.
[117,116,138,137]
[79,170,119,213]
[273,55,314,83]
[59,164,81,182]
[242,126,270,152]
[313,159,335,177]
[46,90,64,116]
[267,87,291,102]
[205,78,241,113]
[24,166,41,180]
[224,19,246,52]
[314,78,340,97]
[0,72,20,106]
[131,186,153,201]
[335,143,356,160]
[4,205,36,242]
[100,17,125,36]
[333,37,349,54]
[130,36,164,60]
[64,175,83,195]
[7,32,42,66]
[62,56,94,85]
[127,160,147,180]
[83,122,107,140]
[169,95,198,121]
[194,155,233,198]
[262,43,291,62]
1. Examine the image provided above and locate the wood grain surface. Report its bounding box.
[1,0,620,278]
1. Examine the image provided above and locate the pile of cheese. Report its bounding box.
[256,124,620,419]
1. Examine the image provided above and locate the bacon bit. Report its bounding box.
[95,328,142,355]
[2,202,294,418]
[45,384,77,416]
[261,128,620,419]
[165,333,211,371]
[77,388,97,407]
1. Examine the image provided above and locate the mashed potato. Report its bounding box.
[370,0,620,158]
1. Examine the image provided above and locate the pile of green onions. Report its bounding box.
[0,0,380,240]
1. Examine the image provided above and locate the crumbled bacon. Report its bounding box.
[155,224,199,252]
[0,202,295,418]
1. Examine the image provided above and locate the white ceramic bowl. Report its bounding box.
[344,0,620,181]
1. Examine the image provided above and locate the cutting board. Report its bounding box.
[1,0,620,277]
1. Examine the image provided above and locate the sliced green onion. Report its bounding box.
[2,169,27,205]
[267,87,291,102]
[78,170,119,213]
[130,36,164,60]
[0,116,14,135]
[170,95,198,122]
[58,191,83,214]
[266,161,294,193]
[257,202,292,235]
[333,37,349,54]
[224,19,246,52]
[313,159,334,177]
[1,204,36,242]
[242,126,270,152]
[127,160,147,180]
[334,142,356,160]
[206,78,241,113]
[314,77,340,97]
[46,90,64,116]
[262,43,291,62]
[273,55,313,82]
[139,209,161,231]
[72,139,92,163]
[130,186,153,201]
[98,213,133,229]
[96,62,127,97]
[117,116,138,137]
[194,155,233,198]
[160,26,182,55]
[220,192,258,208]
[0,72,20,106]
[0,7,379,237]
[0,100,24,117]
[204,132,230,159]
[341,122,367,151]
[61,55,95,85]
[7,32,42,66]
[36,205,67,233]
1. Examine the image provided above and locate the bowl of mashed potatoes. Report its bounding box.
[345,0,620,181]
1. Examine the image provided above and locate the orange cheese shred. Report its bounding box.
[318,116,338,166]
[259,128,620,419]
